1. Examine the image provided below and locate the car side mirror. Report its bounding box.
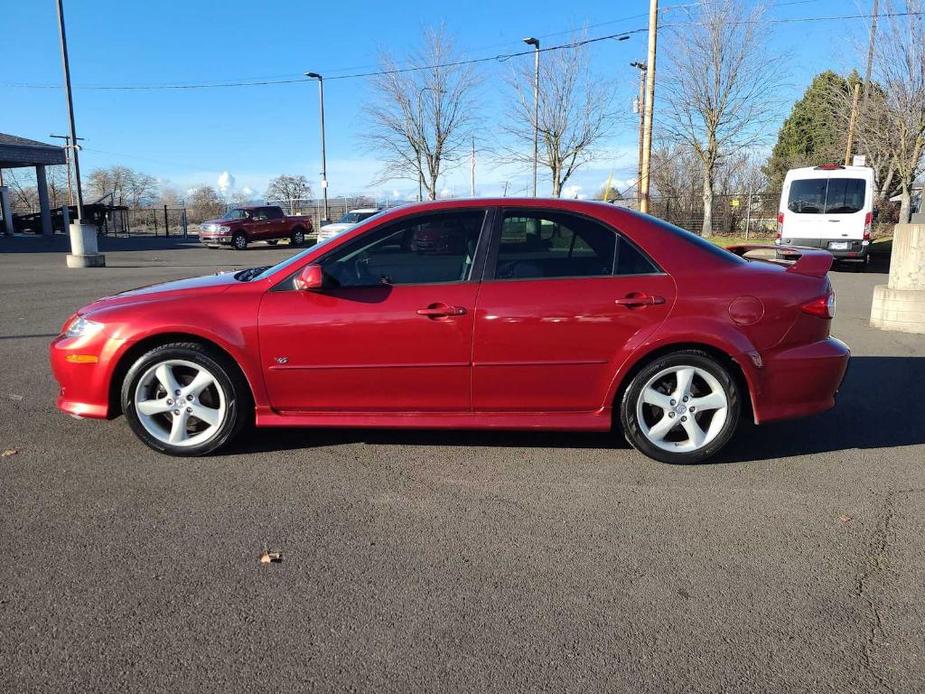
[295,264,324,291]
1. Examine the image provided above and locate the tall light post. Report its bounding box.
[56,0,104,267]
[305,72,329,223]
[523,37,540,197]
[630,62,647,210]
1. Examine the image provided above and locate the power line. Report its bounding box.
[4,8,921,92]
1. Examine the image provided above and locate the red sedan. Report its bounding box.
[50,199,849,464]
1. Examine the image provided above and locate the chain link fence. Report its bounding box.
[644,191,781,239]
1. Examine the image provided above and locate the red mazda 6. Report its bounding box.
[50,199,849,464]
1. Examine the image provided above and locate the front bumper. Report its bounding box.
[751,337,850,423]
[200,234,233,246]
[49,333,125,419]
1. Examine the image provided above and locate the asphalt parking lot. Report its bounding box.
[1,234,923,692]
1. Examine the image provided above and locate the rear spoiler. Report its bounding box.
[725,245,834,278]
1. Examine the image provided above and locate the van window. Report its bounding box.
[788,178,865,214]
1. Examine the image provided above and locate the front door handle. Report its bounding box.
[614,293,665,307]
[417,303,467,318]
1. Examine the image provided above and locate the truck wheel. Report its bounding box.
[290,227,305,247]
[232,232,248,250]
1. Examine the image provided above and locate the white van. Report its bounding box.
[776,164,875,266]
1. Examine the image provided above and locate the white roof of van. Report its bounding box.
[785,165,874,175]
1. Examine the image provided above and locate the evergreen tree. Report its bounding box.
[763,71,859,190]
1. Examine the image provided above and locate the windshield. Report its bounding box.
[253,208,391,282]
[222,209,248,220]
[787,178,865,214]
[338,212,361,224]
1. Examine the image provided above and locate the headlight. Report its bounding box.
[217,225,231,233]
[64,316,104,338]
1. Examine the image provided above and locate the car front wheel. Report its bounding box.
[620,350,740,464]
[121,343,249,456]
[232,232,248,250]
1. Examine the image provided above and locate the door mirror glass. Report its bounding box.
[295,264,324,291]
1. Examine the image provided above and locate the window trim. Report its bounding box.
[481,207,665,282]
[272,207,494,291]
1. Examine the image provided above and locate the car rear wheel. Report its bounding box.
[290,227,305,246]
[232,232,248,250]
[620,350,740,464]
[121,343,249,456]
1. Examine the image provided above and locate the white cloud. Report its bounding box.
[562,184,583,199]
[217,171,236,196]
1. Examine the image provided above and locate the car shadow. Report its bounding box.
[231,356,924,463]
[717,355,925,463]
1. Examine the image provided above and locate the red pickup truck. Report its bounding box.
[199,205,313,250]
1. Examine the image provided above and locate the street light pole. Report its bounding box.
[55,0,84,222]
[55,0,104,267]
[630,62,647,210]
[305,72,329,223]
[523,37,540,197]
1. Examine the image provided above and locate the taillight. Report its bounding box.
[776,212,784,238]
[863,211,872,240]
[801,291,835,319]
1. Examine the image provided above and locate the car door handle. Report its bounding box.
[417,303,467,318]
[614,293,665,307]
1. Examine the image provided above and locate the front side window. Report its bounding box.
[788,178,865,214]
[320,210,485,287]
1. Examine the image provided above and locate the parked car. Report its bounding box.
[50,199,849,464]
[316,208,381,243]
[776,164,875,268]
[199,205,312,250]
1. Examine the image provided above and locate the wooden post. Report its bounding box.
[639,0,659,214]
[164,204,170,237]
[844,82,861,166]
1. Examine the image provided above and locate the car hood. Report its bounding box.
[201,217,238,227]
[80,272,240,315]
[320,223,352,234]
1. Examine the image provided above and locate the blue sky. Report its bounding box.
[5,0,868,202]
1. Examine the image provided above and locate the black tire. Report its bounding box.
[266,239,279,246]
[290,227,305,246]
[232,231,248,250]
[619,350,740,464]
[121,342,250,456]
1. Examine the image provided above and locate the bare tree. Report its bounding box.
[265,174,312,203]
[363,26,479,199]
[2,166,68,213]
[660,0,784,236]
[505,37,618,196]
[186,185,224,223]
[87,165,158,208]
[870,1,925,222]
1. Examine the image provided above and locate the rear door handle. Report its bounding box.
[614,293,665,307]
[417,303,467,318]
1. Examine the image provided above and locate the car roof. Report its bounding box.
[349,208,380,213]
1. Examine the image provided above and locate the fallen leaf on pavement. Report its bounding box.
[259,546,283,564]
[2,449,19,457]
[839,514,852,524]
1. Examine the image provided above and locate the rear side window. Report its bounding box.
[788,178,865,214]
[266,206,285,219]
[493,212,615,280]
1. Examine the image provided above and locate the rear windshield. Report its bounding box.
[787,178,865,214]
[644,216,746,265]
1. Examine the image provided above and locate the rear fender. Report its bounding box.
[603,317,761,421]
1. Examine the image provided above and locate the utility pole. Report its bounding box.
[49,133,84,205]
[305,72,329,223]
[630,62,647,210]
[56,0,104,267]
[639,0,658,214]
[861,0,879,116]
[844,82,861,166]
[523,37,541,197]
[470,137,476,197]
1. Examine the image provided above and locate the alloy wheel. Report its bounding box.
[133,359,227,447]
[635,365,728,453]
